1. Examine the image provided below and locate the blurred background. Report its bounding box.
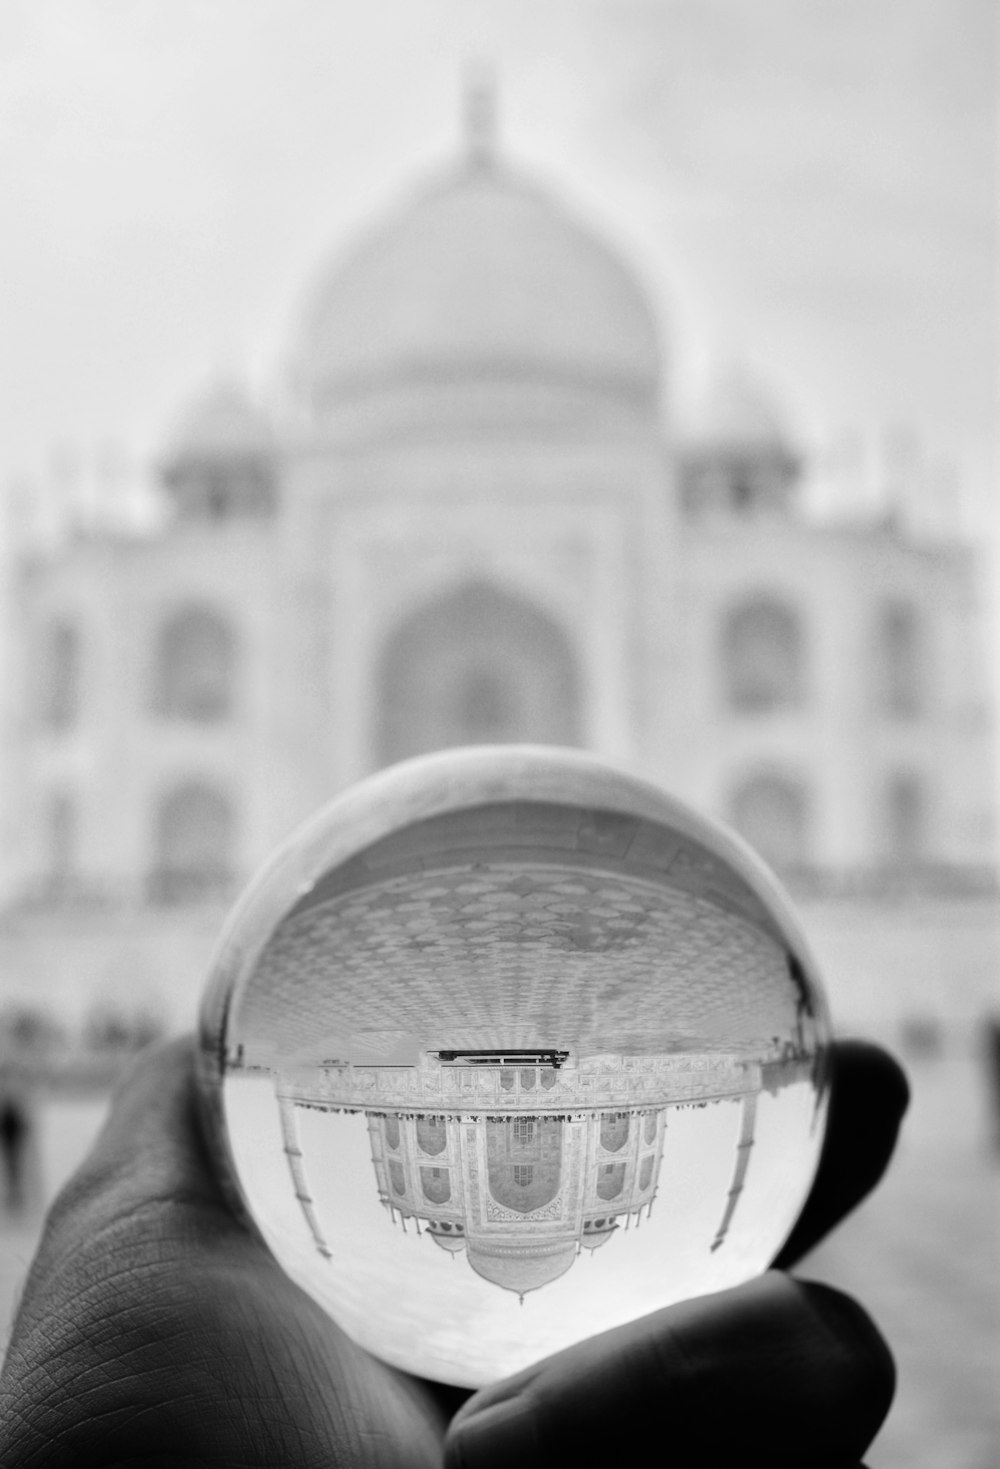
[0,2,997,1463]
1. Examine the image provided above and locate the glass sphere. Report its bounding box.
[197,746,831,1388]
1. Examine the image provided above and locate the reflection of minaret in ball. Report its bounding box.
[277,1092,332,1258]
[710,1091,759,1251]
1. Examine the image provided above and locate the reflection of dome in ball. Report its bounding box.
[581,1221,618,1250]
[467,1242,578,1295]
[428,1228,467,1254]
[290,156,661,417]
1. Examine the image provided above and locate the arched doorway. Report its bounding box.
[374,581,582,766]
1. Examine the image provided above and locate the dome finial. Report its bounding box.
[462,60,497,169]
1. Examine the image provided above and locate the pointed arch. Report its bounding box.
[729,771,810,869]
[876,600,924,718]
[151,780,235,903]
[374,580,582,765]
[153,605,237,721]
[486,1116,563,1213]
[39,618,81,729]
[722,596,804,712]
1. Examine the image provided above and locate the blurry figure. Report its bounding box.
[899,1015,943,1061]
[0,1091,32,1216]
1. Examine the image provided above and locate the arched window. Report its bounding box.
[643,1112,657,1145]
[600,1112,630,1152]
[153,606,236,721]
[877,601,923,718]
[486,1117,562,1213]
[415,1116,447,1156]
[722,598,804,712]
[388,1160,406,1197]
[375,581,582,766]
[885,773,925,865]
[420,1166,451,1205]
[39,618,80,729]
[597,1162,626,1201]
[730,773,809,869]
[383,1115,400,1151]
[638,1155,655,1190]
[151,782,235,903]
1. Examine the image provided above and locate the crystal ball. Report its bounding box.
[197,746,831,1387]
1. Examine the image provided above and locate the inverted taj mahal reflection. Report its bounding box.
[203,749,831,1386]
[246,1044,822,1301]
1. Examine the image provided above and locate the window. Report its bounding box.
[383,1115,400,1151]
[730,774,809,869]
[513,1117,535,1145]
[885,773,925,865]
[39,619,80,729]
[600,1112,630,1152]
[877,601,923,718]
[151,782,234,903]
[153,606,236,721]
[46,792,77,883]
[420,1166,451,1204]
[512,1165,534,1188]
[722,598,804,712]
[638,1155,655,1190]
[416,1116,447,1156]
[597,1162,625,1201]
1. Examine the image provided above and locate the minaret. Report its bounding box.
[277,1092,332,1259]
[710,1091,758,1251]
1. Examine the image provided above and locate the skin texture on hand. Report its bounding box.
[0,1037,907,1469]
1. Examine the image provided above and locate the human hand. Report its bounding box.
[0,1036,907,1469]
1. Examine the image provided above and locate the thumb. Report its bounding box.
[445,1271,894,1469]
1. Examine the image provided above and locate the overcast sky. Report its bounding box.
[1,0,996,523]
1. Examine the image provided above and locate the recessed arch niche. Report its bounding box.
[374,580,583,766]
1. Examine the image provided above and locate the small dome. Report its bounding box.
[581,1224,618,1250]
[689,368,793,454]
[160,382,277,522]
[163,382,273,465]
[429,1230,467,1254]
[290,157,660,414]
[467,1242,577,1295]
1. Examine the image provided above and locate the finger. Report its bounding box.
[3,1036,450,1469]
[27,1035,236,1272]
[774,1039,909,1268]
[445,1271,895,1469]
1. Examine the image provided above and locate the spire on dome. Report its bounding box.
[462,61,497,169]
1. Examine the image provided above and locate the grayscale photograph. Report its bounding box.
[0,4,996,1467]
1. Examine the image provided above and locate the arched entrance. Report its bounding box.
[374,580,582,766]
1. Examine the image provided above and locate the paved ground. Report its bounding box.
[1,1053,997,1467]
[802,1054,999,1469]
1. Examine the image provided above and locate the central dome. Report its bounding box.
[291,155,661,415]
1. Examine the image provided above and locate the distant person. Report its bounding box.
[0,1036,908,1467]
[0,1093,31,1215]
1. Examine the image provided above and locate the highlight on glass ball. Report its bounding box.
[197,745,832,1388]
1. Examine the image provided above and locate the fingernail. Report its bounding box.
[448,1397,539,1469]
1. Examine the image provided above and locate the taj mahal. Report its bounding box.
[0,84,996,1064]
